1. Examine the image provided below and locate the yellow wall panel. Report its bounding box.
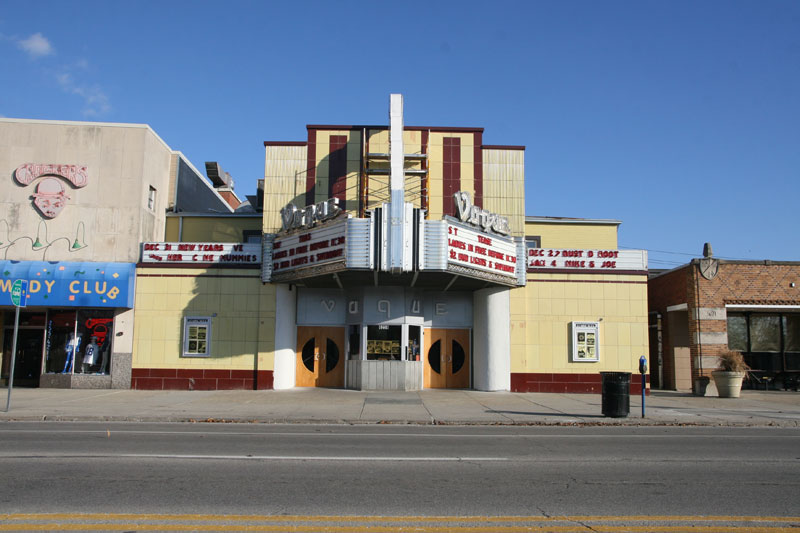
[525,221,619,249]
[509,273,649,375]
[133,268,276,371]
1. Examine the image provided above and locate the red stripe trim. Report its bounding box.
[264,141,307,147]
[131,369,274,390]
[442,137,461,217]
[482,145,525,151]
[473,131,483,209]
[306,125,484,133]
[527,273,649,281]
[328,135,348,211]
[306,129,317,206]
[136,263,259,270]
[136,273,259,279]
[511,372,650,394]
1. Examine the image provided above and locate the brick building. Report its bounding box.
[648,245,800,392]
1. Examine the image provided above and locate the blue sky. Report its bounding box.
[2,0,798,267]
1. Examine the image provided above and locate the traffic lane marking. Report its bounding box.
[2,513,800,522]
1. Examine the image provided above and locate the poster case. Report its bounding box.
[570,321,600,362]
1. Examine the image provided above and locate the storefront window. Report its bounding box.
[784,315,800,353]
[77,310,114,374]
[366,325,401,361]
[45,310,79,374]
[727,312,800,374]
[408,326,421,362]
[726,313,748,352]
[750,315,780,352]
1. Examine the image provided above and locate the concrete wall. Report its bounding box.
[0,119,174,263]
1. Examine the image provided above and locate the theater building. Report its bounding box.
[132,94,647,393]
[0,118,236,389]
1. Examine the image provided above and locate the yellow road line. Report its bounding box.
[0,525,799,533]
[1,513,799,523]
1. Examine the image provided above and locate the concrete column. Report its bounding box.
[273,284,297,389]
[472,287,510,391]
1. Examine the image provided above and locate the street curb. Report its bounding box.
[0,415,797,427]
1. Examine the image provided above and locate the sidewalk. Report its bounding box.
[1,387,798,426]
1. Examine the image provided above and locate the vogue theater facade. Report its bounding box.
[250,95,650,392]
[6,97,648,392]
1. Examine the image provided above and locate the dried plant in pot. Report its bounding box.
[711,351,750,398]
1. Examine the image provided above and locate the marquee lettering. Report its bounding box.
[280,198,341,233]
[453,191,510,236]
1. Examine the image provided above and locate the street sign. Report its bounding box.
[10,279,28,308]
[5,279,28,412]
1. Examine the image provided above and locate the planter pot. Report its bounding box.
[693,376,710,396]
[712,371,745,398]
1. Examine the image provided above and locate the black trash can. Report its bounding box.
[600,372,631,418]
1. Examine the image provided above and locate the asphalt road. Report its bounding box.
[0,422,798,531]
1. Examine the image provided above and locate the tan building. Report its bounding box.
[0,118,235,389]
[125,94,646,393]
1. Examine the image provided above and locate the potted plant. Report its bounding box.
[711,351,750,398]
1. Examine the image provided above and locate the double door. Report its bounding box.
[424,328,470,389]
[296,326,344,388]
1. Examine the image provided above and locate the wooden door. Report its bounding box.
[424,328,470,389]
[445,328,470,389]
[424,328,447,389]
[296,326,344,388]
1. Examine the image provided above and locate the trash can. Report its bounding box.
[600,372,631,418]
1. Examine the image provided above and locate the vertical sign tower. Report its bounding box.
[388,93,406,274]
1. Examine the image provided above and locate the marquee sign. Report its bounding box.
[280,198,341,233]
[453,191,510,236]
[272,221,347,274]
[141,243,260,265]
[447,221,518,280]
[527,248,647,272]
[0,260,135,308]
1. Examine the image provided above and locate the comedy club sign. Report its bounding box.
[0,261,135,308]
[141,243,260,265]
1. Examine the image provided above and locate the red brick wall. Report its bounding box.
[511,373,649,395]
[650,262,800,385]
[132,369,273,391]
[648,266,690,389]
[688,261,800,377]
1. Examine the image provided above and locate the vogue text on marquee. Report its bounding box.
[453,191,510,236]
[280,198,341,233]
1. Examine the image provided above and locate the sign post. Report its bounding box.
[639,355,648,419]
[4,279,28,412]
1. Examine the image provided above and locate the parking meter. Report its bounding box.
[639,356,647,418]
